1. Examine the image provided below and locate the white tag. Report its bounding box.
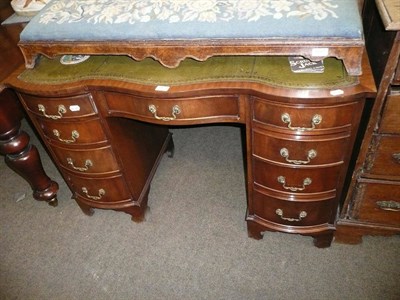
[60,55,90,65]
[330,89,344,96]
[69,105,81,112]
[312,48,329,57]
[155,85,170,92]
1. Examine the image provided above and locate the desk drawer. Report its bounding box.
[379,94,400,134]
[20,93,97,119]
[38,118,107,146]
[253,158,341,193]
[252,189,335,226]
[67,174,131,203]
[51,145,119,175]
[103,92,241,124]
[253,98,357,133]
[253,129,349,166]
[353,181,400,226]
[366,135,400,178]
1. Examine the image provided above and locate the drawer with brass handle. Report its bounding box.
[148,104,181,121]
[252,129,350,166]
[277,176,312,192]
[253,157,342,193]
[38,118,107,145]
[281,112,322,132]
[365,135,400,179]
[20,93,97,119]
[351,181,400,226]
[252,97,359,134]
[50,145,120,175]
[251,189,336,226]
[67,174,131,203]
[103,91,242,124]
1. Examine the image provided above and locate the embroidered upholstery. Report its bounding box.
[20,0,363,41]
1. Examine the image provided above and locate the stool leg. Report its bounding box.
[0,89,58,205]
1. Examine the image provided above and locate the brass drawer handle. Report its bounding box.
[277,176,312,192]
[276,208,307,222]
[392,153,400,164]
[281,113,322,131]
[376,201,400,212]
[38,104,67,119]
[67,158,93,172]
[53,129,79,143]
[280,148,317,165]
[148,104,181,121]
[82,187,105,200]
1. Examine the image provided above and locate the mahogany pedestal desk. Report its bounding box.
[6,0,376,247]
[6,54,375,247]
[0,2,58,205]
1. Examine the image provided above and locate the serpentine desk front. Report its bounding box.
[6,0,377,247]
[5,54,375,247]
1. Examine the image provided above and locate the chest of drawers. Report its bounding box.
[247,97,366,247]
[6,55,375,247]
[336,0,400,243]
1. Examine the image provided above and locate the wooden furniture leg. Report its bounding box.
[74,199,95,216]
[247,220,265,240]
[0,89,58,205]
[312,231,334,248]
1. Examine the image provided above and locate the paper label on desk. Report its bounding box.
[60,55,90,65]
[330,89,344,96]
[288,57,324,73]
[155,85,170,92]
[312,48,329,57]
[69,105,81,112]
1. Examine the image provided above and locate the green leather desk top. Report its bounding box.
[19,55,357,89]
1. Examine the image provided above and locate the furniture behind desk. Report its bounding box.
[336,0,400,243]
[6,54,375,247]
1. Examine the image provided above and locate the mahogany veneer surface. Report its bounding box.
[5,51,375,247]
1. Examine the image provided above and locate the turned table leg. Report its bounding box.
[0,89,58,205]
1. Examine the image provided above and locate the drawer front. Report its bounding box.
[253,98,358,133]
[379,94,400,134]
[393,59,400,85]
[253,130,350,166]
[252,190,335,226]
[103,92,241,123]
[38,118,107,145]
[51,145,120,175]
[253,158,342,193]
[67,174,131,203]
[21,93,97,119]
[366,135,400,178]
[353,181,400,226]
